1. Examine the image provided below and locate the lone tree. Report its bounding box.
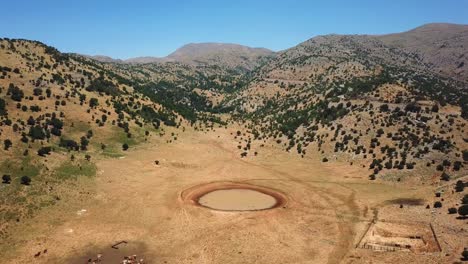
[448,207,457,214]
[122,143,129,151]
[0,98,6,116]
[458,204,468,218]
[20,176,31,185]
[462,248,468,261]
[29,125,46,140]
[455,180,465,192]
[89,98,99,108]
[3,139,12,150]
[37,146,52,156]
[440,172,450,181]
[80,136,89,151]
[2,174,11,184]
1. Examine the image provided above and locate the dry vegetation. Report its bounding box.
[0,23,467,263]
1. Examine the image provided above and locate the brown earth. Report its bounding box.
[0,127,465,263]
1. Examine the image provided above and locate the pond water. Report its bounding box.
[198,188,277,211]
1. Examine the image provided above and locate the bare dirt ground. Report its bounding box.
[0,127,465,263]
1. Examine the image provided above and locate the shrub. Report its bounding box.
[3,139,12,150]
[448,207,457,214]
[462,248,468,261]
[440,172,450,181]
[89,98,99,108]
[30,105,41,112]
[463,150,468,162]
[20,176,31,185]
[37,146,52,156]
[51,127,62,136]
[2,174,11,184]
[9,85,24,102]
[49,118,64,129]
[33,88,43,96]
[322,157,328,162]
[29,125,46,140]
[379,104,389,112]
[0,98,6,116]
[80,136,89,150]
[385,161,392,169]
[122,143,129,151]
[463,194,468,204]
[405,102,421,113]
[433,201,442,208]
[455,180,465,192]
[458,204,468,218]
[59,138,79,151]
[21,135,29,143]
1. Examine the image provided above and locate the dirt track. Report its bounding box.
[1,128,453,263]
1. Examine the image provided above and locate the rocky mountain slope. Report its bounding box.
[224,23,467,182]
[377,23,468,81]
[0,38,225,234]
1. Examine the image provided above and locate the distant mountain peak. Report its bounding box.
[88,42,273,71]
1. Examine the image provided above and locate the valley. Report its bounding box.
[3,127,464,263]
[0,23,467,263]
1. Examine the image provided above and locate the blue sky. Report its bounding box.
[2,0,467,59]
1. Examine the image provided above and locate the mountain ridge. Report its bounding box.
[88,42,274,72]
[86,23,467,81]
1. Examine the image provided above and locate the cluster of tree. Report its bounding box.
[1,174,31,185]
[86,77,120,96]
[7,83,24,102]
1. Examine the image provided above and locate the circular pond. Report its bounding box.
[198,188,277,211]
[180,181,287,212]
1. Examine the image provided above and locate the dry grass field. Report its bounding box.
[1,126,465,264]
